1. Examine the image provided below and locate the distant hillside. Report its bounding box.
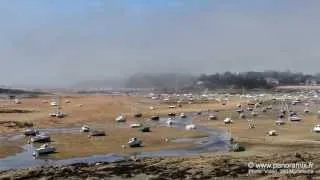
[197,71,319,90]
[0,88,46,95]
[125,73,196,91]
[72,78,126,89]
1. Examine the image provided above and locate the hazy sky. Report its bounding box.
[1,0,320,87]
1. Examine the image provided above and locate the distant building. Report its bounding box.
[305,79,318,86]
[265,77,279,86]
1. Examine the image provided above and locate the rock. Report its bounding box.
[38,177,54,180]
[146,175,160,180]
[295,152,302,159]
[0,175,12,180]
[96,165,112,171]
[61,167,74,174]
[86,177,100,180]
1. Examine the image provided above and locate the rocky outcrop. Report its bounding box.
[0,152,318,179]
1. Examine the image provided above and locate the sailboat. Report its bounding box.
[49,95,65,118]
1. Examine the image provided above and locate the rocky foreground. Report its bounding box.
[0,152,319,180]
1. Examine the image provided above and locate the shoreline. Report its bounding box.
[0,152,317,179]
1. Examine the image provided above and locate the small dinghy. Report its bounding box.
[224,118,233,124]
[128,137,142,148]
[50,102,57,106]
[49,112,66,118]
[14,99,21,104]
[31,134,51,143]
[149,106,155,110]
[134,113,142,118]
[275,119,285,125]
[24,128,39,136]
[279,113,285,119]
[169,105,176,109]
[139,126,151,132]
[167,118,175,126]
[247,107,253,111]
[185,124,196,130]
[289,111,297,117]
[268,130,278,136]
[313,124,320,133]
[289,115,302,122]
[115,115,126,122]
[130,123,142,128]
[208,114,217,120]
[239,113,246,119]
[266,105,273,110]
[150,116,160,121]
[33,143,56,156]
[89,130,106,137]
[251,111,258,117]
[304,109,310,113]
[80,125,90,132]
[180,113,187,118]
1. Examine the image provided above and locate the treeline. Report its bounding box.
[0,88,46,95]
[197,71,317,89]
[124,71,320,91]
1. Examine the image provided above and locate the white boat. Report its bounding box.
[247,107,253,111]
[224,118,232,124]
[304,109,310,113]
[180,113,186,118]
[268,130,278,136]
[14,99,21,104]
[169,105,176,109]
[24,128,39,136]
[31,134,51,143]
[128,137,142,147]
[130,123,142,128]
[49,112,66,118]
[185,124,196,130]
[289,116,302,122]
[167,118,175,126]
[49,112,57,117]
[208,114,217,120]
[80,125,90,132]
[55,112,66,118]
[266,105,273,110]
[115,115,126,122]
[275,119,285,125]
[50,102,57,106]
[149,106,155,110]
[32,144,56,156]
[251,111,258,116]
[313,124,320,133]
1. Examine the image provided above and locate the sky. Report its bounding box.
[1,0,320,87]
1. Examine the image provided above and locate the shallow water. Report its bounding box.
[0,112,230,171]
